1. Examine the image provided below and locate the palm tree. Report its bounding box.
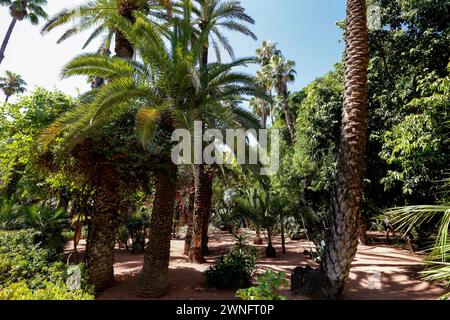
[192,0,256,66]
[270,55,297,142]
[319,0,369,299]
[292,0,368,300]
[0,0,48,65]
[255,40,280,65]
[186,0,257,263]
[41,12,260,297]
[249,97,271,128]
[254,41,278,128]
[0,71,27,103]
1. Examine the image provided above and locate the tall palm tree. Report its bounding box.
[320,0,369,299]
[41,12,260,297]
[185,0,257,263]
[0,0,48,65]
[192,0,256,66]
[0,71,27,103]
[254,41,279,128]
[270,55,297,142]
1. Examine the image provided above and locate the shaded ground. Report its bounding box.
[68,230,448,300]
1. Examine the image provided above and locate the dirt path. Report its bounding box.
[87,231,447,300]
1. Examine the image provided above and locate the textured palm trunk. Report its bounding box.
[189,164,208,263]
[0,17,17,65]
[319,0,369,299]
[85,163,120,291]
[184,191,194,255]
[201,170,213,256]
[137,160,177,297]
[358,215,369,245]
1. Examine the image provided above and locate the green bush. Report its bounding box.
[0,201,69,254]
[205,236,258,289]
[0,281,94,300]
[0,230,94,300]
[236,270,288,300]
[0,230,65,287]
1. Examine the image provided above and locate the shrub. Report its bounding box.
[0,230,94,300]
[236,270,289,300]
[205,235,258,289]
[0,201,69,255]
[0,281,94,300]
[0,230,65,287]
[116,208,151,253]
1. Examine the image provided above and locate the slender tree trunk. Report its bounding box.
[5,95,10,103]
[137,161,177,297]
[281,218,287,254]
[85,163,121,291]
[280,90,296,142]
[319,0,368,299]
[0,17,17,65]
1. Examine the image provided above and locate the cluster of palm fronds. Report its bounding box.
[384,176,450,296]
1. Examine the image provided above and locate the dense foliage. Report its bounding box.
[0,230,94,300]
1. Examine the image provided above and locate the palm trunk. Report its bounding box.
[0,17,17,65]
[319,0,369,299]
[5,95,10,103]
[115,4,135,59]
[189,164,208,264]
[281,218,286,254]
[114,31,134,59]
[85,163,120,291]
[184,191,194,255]
[137,161,177,297]
[280,90,296,142]
[201,171,213,256]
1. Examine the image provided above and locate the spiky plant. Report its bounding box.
[385,176,450,293]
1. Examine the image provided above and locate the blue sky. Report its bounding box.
[0,0,346,100]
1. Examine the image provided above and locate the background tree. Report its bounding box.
[270,55,297,142]
[0,71,27,103]
[0,0,48,64]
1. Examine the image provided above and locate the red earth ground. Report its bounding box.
[69,230,448,300]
